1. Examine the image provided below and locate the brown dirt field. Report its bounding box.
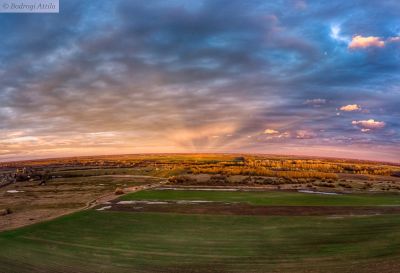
[0,176,166,231]
[104,202,400,216]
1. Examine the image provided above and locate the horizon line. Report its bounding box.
[1,152,398,166]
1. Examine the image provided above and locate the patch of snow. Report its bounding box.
[6,190,24,193]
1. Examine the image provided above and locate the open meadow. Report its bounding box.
[2,189,400,272]
[1,154,400,272]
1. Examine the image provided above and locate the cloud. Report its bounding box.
[0,0,399,162]
[305,98,326,106]
[352,119,386,131]
[264,130,291,140]
[264,128,279,134]
[347,35,399,49]
[340,104,361,111]
[330,25,349,43]
[388,37,400,43]
[348,35,385,49]
[295,130,316,139]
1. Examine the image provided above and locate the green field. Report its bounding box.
[1,210,400,273]
[121,189,400,206]
[2,190,400,272]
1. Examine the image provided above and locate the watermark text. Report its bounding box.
[0,0,59,13]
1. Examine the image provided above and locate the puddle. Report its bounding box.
[298,190,339,195]
[326,216,344,219]
[176,200,215,204]
[116,200,217,205]
[117,201,169,205]
[96,206,112,211]
[156,187,238,191]
[6,190,25,193]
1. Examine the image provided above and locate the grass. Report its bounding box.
[3,188,400,272]
[120,189,400,206]
[1,210,400,272]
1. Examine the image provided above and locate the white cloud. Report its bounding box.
[330,25,350,43]
[352,119,385,131]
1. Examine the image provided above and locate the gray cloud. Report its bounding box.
[0,0,399,161]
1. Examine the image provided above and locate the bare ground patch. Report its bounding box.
[101,201,400,216]
[0,176,166,231]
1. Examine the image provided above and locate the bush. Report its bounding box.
[114,187,124,195]
[168,176,197,185]
[0,208,11,216]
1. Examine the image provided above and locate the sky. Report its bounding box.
[0,0,399,162]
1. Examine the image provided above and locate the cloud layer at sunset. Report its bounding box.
[0,0,399,162]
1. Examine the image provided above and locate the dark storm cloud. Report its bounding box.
[0,0,399,161]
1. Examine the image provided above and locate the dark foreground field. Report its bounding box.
[2,190,400,273]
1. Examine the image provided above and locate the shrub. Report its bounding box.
[114,187,124,195]
[0,208,11,216]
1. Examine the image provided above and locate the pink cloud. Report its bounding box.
[340,104,361,111]
[264,128,279,134]
[352,119,385,131]
[348,35,385,49]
